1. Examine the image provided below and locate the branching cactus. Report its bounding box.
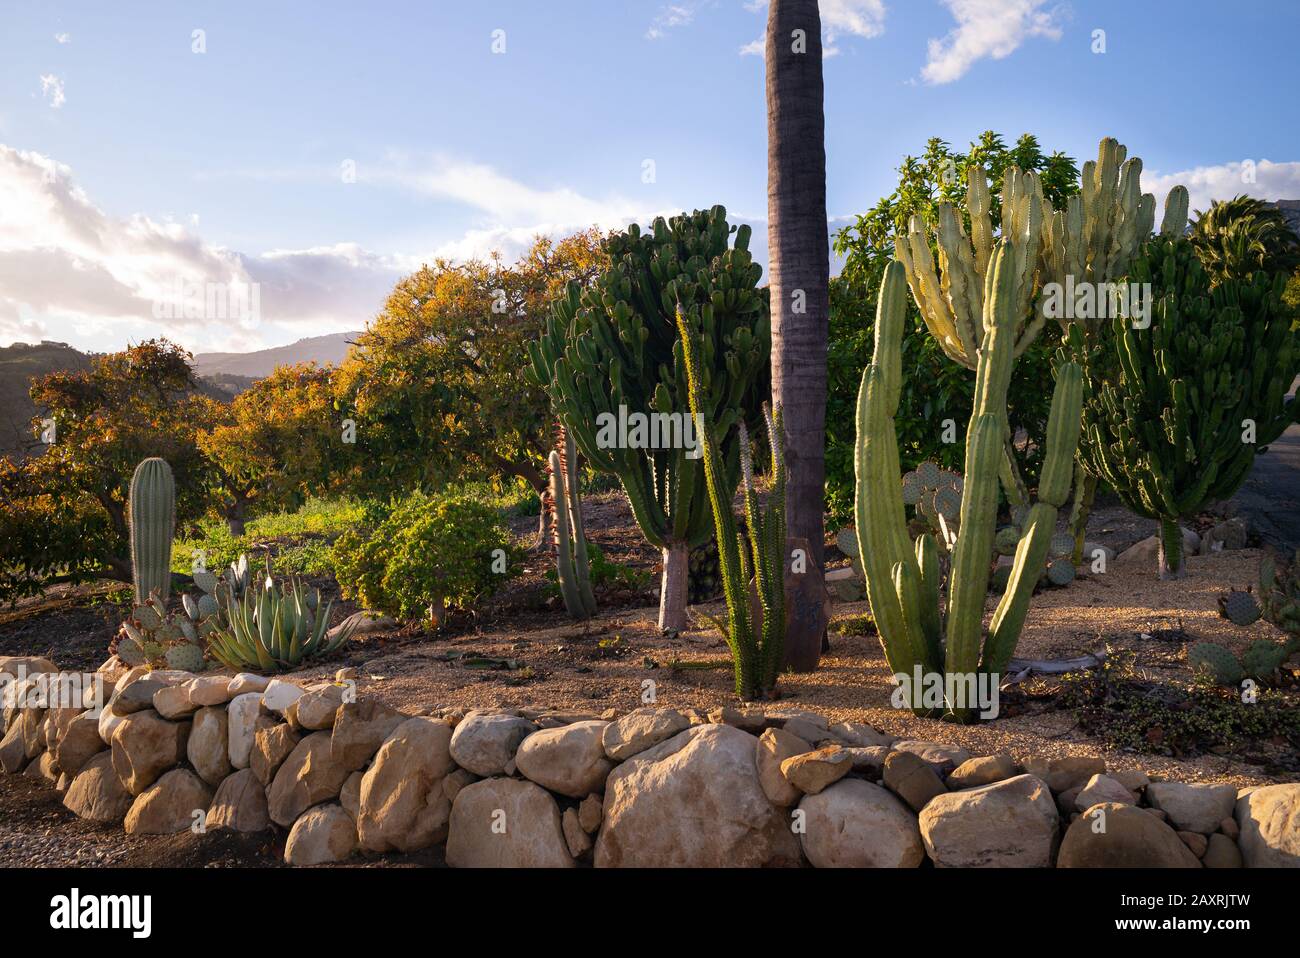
[548,425,596,619]
[678,304,786,699]
[527,206,769,631]
[128,457,175,605]
[855,250,1083,722]
[1068,236,1299,578]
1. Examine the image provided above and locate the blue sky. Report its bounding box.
[2,0,1298,353]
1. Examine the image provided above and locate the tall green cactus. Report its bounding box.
[678,306,786,699]
[856,250,1083,722]
[1068,235,1299,578]
[527,207,769,631]
[548,427,596,619]
[128,457,175,606]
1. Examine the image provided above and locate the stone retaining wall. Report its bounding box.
[2,655,1297,867]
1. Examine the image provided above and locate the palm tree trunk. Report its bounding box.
[766,0,828,672]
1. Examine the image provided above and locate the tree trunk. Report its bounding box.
[226,499,247,538]
[1158,517,1186,580]
[766,0,828,672]
[658,541,690,632]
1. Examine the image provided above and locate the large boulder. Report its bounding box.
[445,777,574,868]
[919,774,1058,868]
[226,692,263,769]
[0,655,58,679]
[947,754,1017,790]
[780,746,853,795]
[1234,784,1300,867]
[515,721,613,798]
[62,751,135,822]
[267,731,351,827]
[891,740,971,772]
[331,699,407,772]
[594,724,801,868]
[601,707,690,761]
[0,718,30,774]
[285,804,358,866]
[798,778,923,868]
[1146,781,1237,834]
[1058,803,1202,867]
[295,685,345,731]
[124,769,213,835]
[251,723,300,786]
[1021,755,1106,793]
[1075,773,1136,810]
[755,727,810,807]
[110,710,190,795]
[883,750,946,812]
[186,675,235,708]
[206,768,271,832]
[357,717,455,852]
[449,711,537,777]
[51,711,106,777]
[187,707,232,786]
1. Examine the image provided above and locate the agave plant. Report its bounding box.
[206,569,355,674]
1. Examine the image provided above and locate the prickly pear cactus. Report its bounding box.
[1187,641,1244,685]
[164,642,206,672]
[1218,589,1262,627]
[1046,558,1076,586]
[1241,639,1288,678]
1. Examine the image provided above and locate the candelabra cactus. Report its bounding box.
[548,425,596,619]
[527,206,769,631]
[1067,236,1299,578]
[855,249,1083,721]
[678,305,786,699]
[128,457,175,605]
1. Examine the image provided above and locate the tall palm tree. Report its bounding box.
[766,0,828,672]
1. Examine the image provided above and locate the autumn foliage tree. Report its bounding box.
[0,340,212,600]
[198,363,340,535]
[333,230,602,537]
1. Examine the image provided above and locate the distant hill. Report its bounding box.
[1271,200,1300,239]
[193,331,360,379]
[0,341,93,461]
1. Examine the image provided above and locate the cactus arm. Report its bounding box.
[914,533,942,664]
[983,361,1084,674]
[854,262,934,684]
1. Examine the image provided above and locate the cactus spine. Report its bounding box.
[855,249,1083,721]
[128,457,175,606]
[548,427,596,619]
[678,306,785,699]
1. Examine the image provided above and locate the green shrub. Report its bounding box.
[332,490,521,622]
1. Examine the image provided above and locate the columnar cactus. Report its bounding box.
[1067,236,1299,578]
[548,426,596,620]
[855,249,1083,722]
[128,457,175,606]
[527,207,769,631]
[678,305,786,699]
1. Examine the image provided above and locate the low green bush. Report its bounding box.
[332,490,522,622]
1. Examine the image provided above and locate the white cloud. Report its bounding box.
[922,0,1062,84]
[1144,159,1300,222]
[647,4,697,40]
[39,74,65,109]
[740,0,886,57]
[0,146,404,352]
[54,33,71,44]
